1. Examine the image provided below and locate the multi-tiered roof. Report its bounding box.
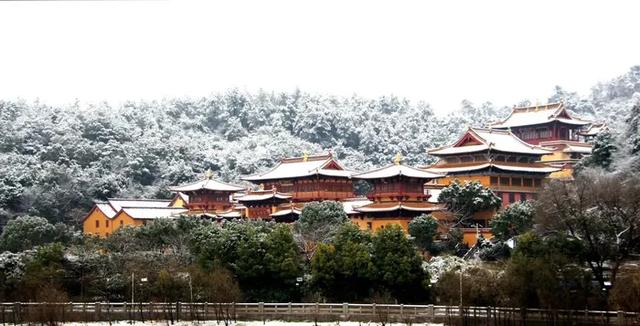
[425,127,559,174]
[490,102,591,129]
[242,153,355,202]
[242,153,353,181]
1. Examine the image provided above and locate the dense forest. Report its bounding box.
[0,66,639,309]
[0,66,639,229]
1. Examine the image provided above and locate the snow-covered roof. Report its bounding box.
[216,210,243,219]
[341,197,373,214]
[120,207,188,220]
[107,198,172,212]
[423,162,560,174]
[169,177,245,193]
[353,163,443,180]
[423,163,492,174]
[242,153,354,181]
[578,123,608,136]
[95,202,117,219]
[237,190,292,202]
[492,164,560,173]
[270,208,302,217]
[563,145,593,154]
[490,102,591,129]
[354,202,444,213]
[176,192,190,203]
[428,128,552,156]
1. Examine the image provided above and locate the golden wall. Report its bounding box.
[82,208,113,238]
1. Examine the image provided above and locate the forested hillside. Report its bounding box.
[0,66,639,227]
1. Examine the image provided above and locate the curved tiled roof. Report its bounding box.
[353,163,443,180]
[428,128,552,156]
[242,153,354,181]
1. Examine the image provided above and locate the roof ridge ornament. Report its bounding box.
[394,152,403,165]
[204,169,214,180]
[302,152,309,162]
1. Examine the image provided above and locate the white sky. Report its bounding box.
[0,0,638,114]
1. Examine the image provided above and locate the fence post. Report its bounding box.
[343,303,348,318]
[427,304,434,320]
[177,302,181,321]
[259,302,264,322]
[95,302,101,321]
[372,303,376,316]
[617,311,624,326]
[400,304,404,319]
[14,302,20,324]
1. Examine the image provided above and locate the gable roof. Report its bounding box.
[119,207,188,220]
[95,201,117,219]
[242,153,354,181]
[107,198,172,212]
[168,178,245,193]
[353,163,443,180]
[490,102,591,129]
[428,127,552,156]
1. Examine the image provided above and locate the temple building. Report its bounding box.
[168,170,245,214]
[82,198,185,237]
[350,154,443,232]
[236,187,294,220]
[423,127,560,243]
[424,127,559,208]
[242,153,355,202]
[490,102,595,178]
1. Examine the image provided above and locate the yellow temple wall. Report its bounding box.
[462,228,493,246]
[170,197,186,208]
[351,217,412,233]
[82,208,113,238]
[541,150,570,162]
[111,212,144,233]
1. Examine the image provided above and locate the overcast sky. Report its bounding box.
[0,0,638,114]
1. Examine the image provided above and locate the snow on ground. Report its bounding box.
[62,321,443,326]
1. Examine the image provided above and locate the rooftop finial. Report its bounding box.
[204,169,214,179]
[534,99,540,111]
[258,183,265,191]
[302,152,309,162]
[394,152,403,165]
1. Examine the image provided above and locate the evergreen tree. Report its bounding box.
[408,214,439,252]
[438,180,502,227]
[489,201,534,241]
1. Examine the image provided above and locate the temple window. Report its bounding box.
[500,177,510,186]
[508,193,516,203]
[95,220,100,228]
[106,220,109,227]
[512,178,522,187]
[523,178,533,187]
[490,177,498,185]
[507,156,517,163]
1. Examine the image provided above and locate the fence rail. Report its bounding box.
[0,302,639,325]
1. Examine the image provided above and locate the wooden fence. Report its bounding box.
[0,302,639,325]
